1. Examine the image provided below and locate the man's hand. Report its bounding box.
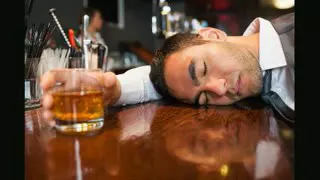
[40,69,121,126]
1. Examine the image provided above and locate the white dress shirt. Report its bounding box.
[115,65,162,106]
[115,18,294,110]
[243,18,294,111]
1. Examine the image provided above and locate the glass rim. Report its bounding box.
[49,68,103,73]
[68,68,103,72]
[50,85,104,93]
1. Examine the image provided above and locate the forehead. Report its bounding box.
[181,44,208,57]
[164,49,199,102]
[92,11,102,17]
[164,51,191,78]
[167,45,208,66]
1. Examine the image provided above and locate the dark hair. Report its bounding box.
[78,7,101,25]
[149,33,209,100]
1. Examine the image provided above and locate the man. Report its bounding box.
[149,13,294,122]
[40,13,294,123]
[76,7,106,46]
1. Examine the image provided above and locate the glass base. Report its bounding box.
[55,118,104,136]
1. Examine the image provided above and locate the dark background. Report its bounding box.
[27,0,293,53]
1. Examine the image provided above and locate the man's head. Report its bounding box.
[150,27,263,106]
[79,7,103,31]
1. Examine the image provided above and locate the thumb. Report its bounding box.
[102,72,121,106]
[103,72,117,89]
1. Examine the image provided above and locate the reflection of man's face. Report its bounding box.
[190,128,239,160]
[164,40,263,106]
[165,113,262,167]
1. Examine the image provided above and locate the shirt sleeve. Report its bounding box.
[114,65,163,106]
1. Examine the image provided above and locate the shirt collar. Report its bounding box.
[243,18,287,71]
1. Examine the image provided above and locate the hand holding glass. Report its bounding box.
[46,68,105,135]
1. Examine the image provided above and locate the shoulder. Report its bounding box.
[271,13,294,34]
[116,65,151,78]
[272,13,294,22]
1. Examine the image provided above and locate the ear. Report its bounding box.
[198,27,227,41]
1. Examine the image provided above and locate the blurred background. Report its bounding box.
[26,0,294,73]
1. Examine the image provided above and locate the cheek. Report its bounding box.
[209,60,240,76]
[93,18,101,26]
[224,61,243,73]
[239,72,254,93]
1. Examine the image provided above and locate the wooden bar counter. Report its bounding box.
[25,100,294,180]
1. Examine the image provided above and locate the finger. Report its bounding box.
[52,69,103,90]
[42,110,54,123]
[41,69,108,96]
[42,110,56,128]
[40,68,71,91]
[48,120,56,128]
[102,72,120,105]
[41,69,85,93]
[103,72,117,89]
[78,70,107,88]
[40,71,56,92]
[42,93,54,109]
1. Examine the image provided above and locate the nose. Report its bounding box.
[204,78,227,96]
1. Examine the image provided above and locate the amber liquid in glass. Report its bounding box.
[52,89,104,135]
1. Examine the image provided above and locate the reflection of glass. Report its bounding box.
[44,129,120,179]
[50,69,105,135]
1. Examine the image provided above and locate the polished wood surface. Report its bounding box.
[25,101,294,180]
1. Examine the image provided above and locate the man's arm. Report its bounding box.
[40,65,162,123]
[114,65,163,106]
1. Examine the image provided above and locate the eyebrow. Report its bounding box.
[188,59,200,86]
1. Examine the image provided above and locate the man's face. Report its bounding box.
[91,11,103,31]
[164,40,263,106]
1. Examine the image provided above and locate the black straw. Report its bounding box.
[25,0,35,37]
[25,22,57,79]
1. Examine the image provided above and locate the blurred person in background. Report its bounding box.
[76,7,106,46]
